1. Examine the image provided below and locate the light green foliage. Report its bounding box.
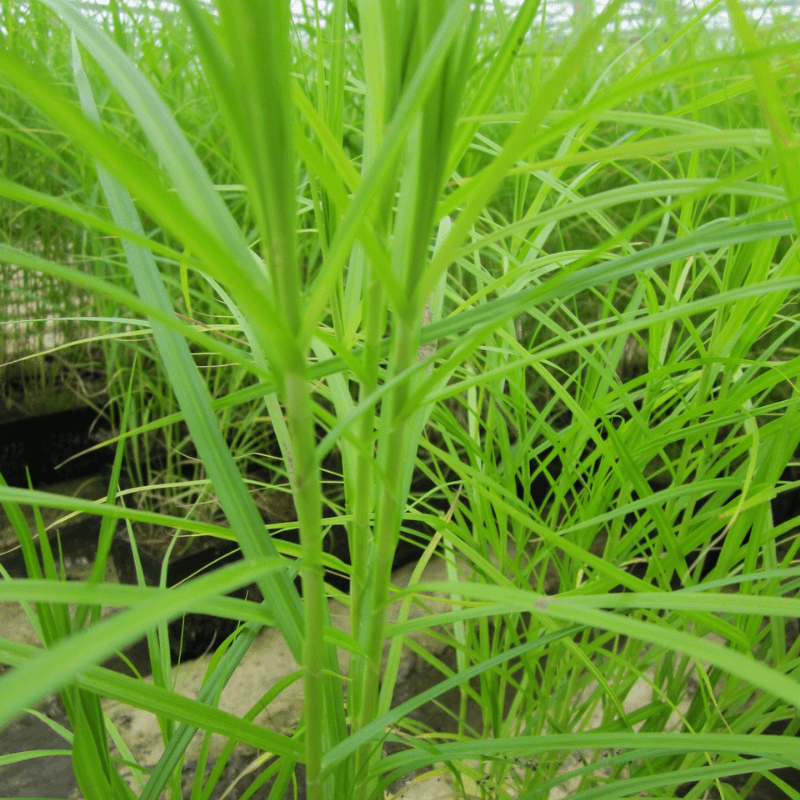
[1,1,800,798]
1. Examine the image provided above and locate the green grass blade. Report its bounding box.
[0,558,293,734]
[0,637,302,760]
[70,34,305,660]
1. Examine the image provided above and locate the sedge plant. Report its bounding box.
[2,1,800,799]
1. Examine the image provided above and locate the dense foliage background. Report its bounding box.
[1,1,800,798]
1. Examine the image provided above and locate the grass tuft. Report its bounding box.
[1,1,800,798]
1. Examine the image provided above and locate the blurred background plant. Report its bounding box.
[1,1,800,799]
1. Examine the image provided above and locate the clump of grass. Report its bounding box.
[1,1,800,799]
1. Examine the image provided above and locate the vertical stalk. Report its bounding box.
[347,0,396,652]
[283,369,326,800]
[353,313,421,800]
[349,273,384,639]
[211,3,350,794]
[348,249,390,800]
[347,7,479,795]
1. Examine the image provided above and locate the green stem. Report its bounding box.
[350,273,386,641]
[283,369,326,800]
[353,313,420,800]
